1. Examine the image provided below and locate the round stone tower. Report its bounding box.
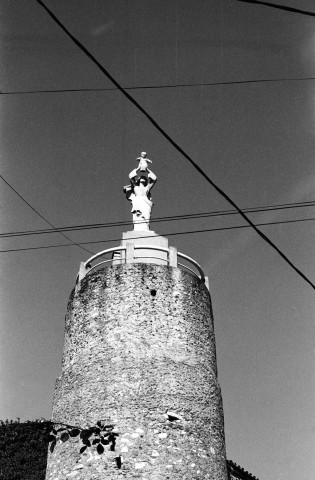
[45,155,228,480]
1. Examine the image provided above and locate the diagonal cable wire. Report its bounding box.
[0,215,314,253]
[35,0,315,290]
[0,175,94,254]
[236,0,315,17]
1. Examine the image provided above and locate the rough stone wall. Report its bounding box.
[45,264,228,480]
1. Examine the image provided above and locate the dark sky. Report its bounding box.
[0,1,314,479]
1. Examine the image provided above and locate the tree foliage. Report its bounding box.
[0,419,51,480]
[0,418,118,480]
[48,420,118,454]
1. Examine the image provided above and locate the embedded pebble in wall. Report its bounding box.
[86,453,95,464]
[121,438,131,445]
[110,356,121,363]
[135,462,146,469]
[66,472,79,478]
[158,432,167,439]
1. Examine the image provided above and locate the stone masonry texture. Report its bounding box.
[45,264,228,480]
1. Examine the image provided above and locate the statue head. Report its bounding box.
[139,175,148,186]
[140,152,147,158]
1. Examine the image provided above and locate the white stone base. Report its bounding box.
[119,230,169,266]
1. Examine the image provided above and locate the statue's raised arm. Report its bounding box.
[146,168,157,191]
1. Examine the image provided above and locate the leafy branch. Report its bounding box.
[47,421,118,456]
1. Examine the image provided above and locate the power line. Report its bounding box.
[0,215,314,253]
[236,0,315,18]
[35,0,315,290]
[2,76,315,96]
[0,175,94,255]
[1,199,314,239]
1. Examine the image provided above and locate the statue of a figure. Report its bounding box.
[124,152,157,231]
[136,151,152,172]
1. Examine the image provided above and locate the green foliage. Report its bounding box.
[0,419,251,479]
[0,419,52,480]
[48,421,118,455]
[0,418,119,479]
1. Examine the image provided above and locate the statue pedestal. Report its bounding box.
[118,230,169,266]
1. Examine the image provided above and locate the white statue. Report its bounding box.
[124,152,157,231]
[136,151,152,172]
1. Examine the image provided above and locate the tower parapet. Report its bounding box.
[78,233,208,287]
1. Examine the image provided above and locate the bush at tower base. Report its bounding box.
[0,419,258,480]
[0,419,51,480]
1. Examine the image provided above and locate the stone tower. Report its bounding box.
[45,154,228,480]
